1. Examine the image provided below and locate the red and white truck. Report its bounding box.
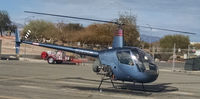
[41,50,87,64]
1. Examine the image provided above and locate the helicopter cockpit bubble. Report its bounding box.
[131,48,158,72]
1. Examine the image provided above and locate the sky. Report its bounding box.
[0,0,200,42]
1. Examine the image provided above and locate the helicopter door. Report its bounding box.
[115,50,137,80]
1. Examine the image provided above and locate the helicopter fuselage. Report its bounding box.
[97,47,159,83]
[21,40,159,83]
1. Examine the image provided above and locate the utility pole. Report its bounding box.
[172,43,176,72]
[152,45,155,60]
[0,39,2,57]
[188,45,190,59]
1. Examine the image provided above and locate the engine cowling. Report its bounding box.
[92,58,101,72]
[92,58,113,77]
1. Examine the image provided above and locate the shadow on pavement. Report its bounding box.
[58,77,178,95]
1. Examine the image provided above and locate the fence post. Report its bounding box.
[0,39,2,57]
[152,46,155,60]
[172,43,176,72]
[188,45,190,59]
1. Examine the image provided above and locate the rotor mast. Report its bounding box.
[112,24,124,48]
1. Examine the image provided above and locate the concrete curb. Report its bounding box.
[19,58,46,63]
[159,69,200,75]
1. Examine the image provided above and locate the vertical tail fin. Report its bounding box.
[112,27,123,48]
[15,29,21,56]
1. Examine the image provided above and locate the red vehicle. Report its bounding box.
[41,51,87,64]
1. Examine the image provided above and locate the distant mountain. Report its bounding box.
[140,34,161,43]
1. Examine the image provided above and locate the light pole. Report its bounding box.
[172,43,176,72]
[146,24,153,45]
[146,24,154,60]
[188,45,190,59]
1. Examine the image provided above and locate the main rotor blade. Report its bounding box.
[139,25,197,35]
[24,11,118,24]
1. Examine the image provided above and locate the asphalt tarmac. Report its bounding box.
[0,60,200,99]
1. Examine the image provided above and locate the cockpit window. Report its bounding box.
[131,48,153,63]
[117,51,134,66]
[131,48,158,72]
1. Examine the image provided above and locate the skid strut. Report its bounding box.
[142,82,145,91]
[98,76,116,90]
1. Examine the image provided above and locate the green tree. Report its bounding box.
[23,20,58,43]
[74,23,116,46]
[76,14,140,47]
[21,13,140,48]
[141,41,150,49]
[191,43,200,49]
[7,23,17,36]
[0,10,11,36]
[56,23,83,43]
[160,34,190,49]
[117,14,140,47]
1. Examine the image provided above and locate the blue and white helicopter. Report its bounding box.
[15,11,195,90]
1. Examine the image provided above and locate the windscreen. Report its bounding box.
[131,48,157,72]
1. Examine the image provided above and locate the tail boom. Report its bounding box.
[22,41,99,57]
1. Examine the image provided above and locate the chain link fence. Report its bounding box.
[146,46,200,71]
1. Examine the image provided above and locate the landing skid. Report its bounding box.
[133,82,145,91]
[98,76,116,90]
[142,83,145,91]
[98,78,146,91]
